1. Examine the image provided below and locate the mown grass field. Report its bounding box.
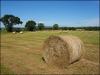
[1,30,99,74]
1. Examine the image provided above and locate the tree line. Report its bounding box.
[0,14,99,32]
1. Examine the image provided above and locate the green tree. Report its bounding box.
[53,24,59,30]
[0,14,22,32]
[38,23,45,30]
[25,20,36,31]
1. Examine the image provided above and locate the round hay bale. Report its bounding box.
[43,35,84,67]
[12,32,16,34]
[19,31,23,34]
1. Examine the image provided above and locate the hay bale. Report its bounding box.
[19,31,23,34]
[43,35,84,68]
[12,31,16,34]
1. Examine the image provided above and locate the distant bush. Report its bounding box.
[25,20,36,31]
[53,24,59,30]
[0,14,22,32]
[83,27,100,31]
[43,26,99,31]
[60,26,99,31]
[38,23,45,30]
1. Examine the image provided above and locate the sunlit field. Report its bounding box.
[1,30,99,74]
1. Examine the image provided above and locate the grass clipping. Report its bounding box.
[43,35,84,68]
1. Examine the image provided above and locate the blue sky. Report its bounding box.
[1,1,99,27]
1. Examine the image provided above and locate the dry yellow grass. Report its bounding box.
[1,31,99,74]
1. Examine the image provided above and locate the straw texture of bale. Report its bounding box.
[43,35,84,67]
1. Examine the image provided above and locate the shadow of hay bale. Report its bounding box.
[43,35,85,68]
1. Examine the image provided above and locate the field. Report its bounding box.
[1,30,99,74]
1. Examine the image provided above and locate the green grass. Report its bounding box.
[1,30,99,74]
